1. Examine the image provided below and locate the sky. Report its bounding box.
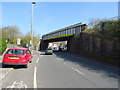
[1,2,118,37]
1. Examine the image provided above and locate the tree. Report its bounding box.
[88,18,106,28]
[1,25,22,44]
[84,18,120,38]
[21,36,31,47]
[20,31,40,49]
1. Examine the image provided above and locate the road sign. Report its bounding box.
[17,38,21,45]
[30,40,32,45]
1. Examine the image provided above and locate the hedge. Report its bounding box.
[0,38,7,54]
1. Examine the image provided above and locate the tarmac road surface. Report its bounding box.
[1,51,119,88]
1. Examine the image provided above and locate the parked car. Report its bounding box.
[45,48,53,55]
[2,48,32,68]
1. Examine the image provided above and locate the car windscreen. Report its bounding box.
[6,49,25,55]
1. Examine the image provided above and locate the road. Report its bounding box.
[1,51,119,88]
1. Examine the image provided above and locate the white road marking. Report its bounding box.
[57,58,61,59]
[63,62,84,75]
[36,58,39,63]
[74,69,84,75]
[1,68,13,78]
[6,81,27,88]
[56,56,84,75]
[36,55,43,63]
[34,67,37,88]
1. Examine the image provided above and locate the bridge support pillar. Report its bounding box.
[67,36,79,54]
[39,40,49,51]
[67,37,75,52]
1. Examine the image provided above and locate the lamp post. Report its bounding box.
[31,2,36,50]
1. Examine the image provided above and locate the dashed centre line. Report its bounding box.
[36,55,43,63]
[36,58,39,63]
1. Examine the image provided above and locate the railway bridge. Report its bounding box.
[40,22,87,51]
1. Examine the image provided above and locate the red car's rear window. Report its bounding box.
[6,49,25,55]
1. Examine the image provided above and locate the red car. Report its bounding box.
[2,48,33,68]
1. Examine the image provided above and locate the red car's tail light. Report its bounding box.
[4,54,8,59]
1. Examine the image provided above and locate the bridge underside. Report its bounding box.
[44,36,73,42]
[39,36,73,51]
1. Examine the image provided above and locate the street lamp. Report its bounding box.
[31,2,36,50]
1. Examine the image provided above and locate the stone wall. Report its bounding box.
[67,33,120,65]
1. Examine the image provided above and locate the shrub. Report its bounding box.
[99,20,119,37]
[84,19,120,38]
[0,38,7,54]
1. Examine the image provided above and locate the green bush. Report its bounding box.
[84,19,120,38]
[99,20,119,37]
[0,38,7,54]
[83,28,95,33]
[21,36,31,47]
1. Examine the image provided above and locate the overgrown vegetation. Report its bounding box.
[47,34,74,40]
[0,38,7,54]
[83,19,120,38]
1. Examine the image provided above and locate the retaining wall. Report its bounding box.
[67,33,120,65]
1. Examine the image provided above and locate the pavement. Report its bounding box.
[0,51,119,89]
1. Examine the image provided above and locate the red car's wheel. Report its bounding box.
[29,61,32,63]
[24,64,28,68]
[2,63,6,68]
